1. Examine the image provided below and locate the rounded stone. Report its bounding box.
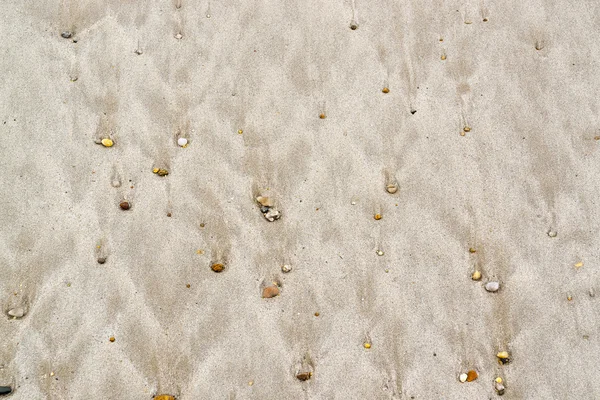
[177,137,188,147]
[97,257,106,264]
[319,113,326,119]
[119,201,130,210]
[0,387,12,395]
[382,87,389,94]
[459,373,468,383]
[109,336,115,342]
[350,24,358,30]
[374,213,382,220]
[8,307,24,318]
[495,381,505,395]
[466,370,478,382]
[211,263,225,273]
[61,31,72,39]
[281,264,292,273]
[175,33,183,39]
[386,184,398,194]
[548,230,557,237]
[376,250,384,256]
[485,281,500,292]
[101,138,114,147]
[471,270,482,281]
[262,285,280,298]
[363,342,371,349]
[154,395,175,400]
[296,372,312,381]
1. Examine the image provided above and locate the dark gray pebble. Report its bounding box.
[0,386,12,395]
[61,31,72,39]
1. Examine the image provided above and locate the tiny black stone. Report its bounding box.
[350,24,358,30]
[0,386,12,395]
[410,110,417,115]
[260,206,270,213]
[97,257,106,264]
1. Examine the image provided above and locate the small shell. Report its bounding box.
[101,138,114,147]
[262,285,280,298]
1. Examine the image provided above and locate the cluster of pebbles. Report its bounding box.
[256,196,281,222]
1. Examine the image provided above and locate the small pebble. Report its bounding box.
[351,201,357,205]
[263,208,281,222]
[97,257,106,264]
[567,294,573,301]
[211,263,225,273]
[8,307,24,318]
[256,196,273,207]
[410,109,417,115]
[363,342,371,349]
[376,250,384,256]
[548,230,557,237]
[319,113,326,119]
[156,169,169,176]
[471,270,482,281]
[238,129,243,134]
[119,201,131,210]
[0,386,12,395]
[496,351,510,364]
[177,137,188,147]
[495,381,505,395]
[314,312,320,317]
[469,248,476,253]
[485,281,500,292]
[167,212,172,217]
[466,370,478,382]
[463,126,471,133]
[441,54,447,60]
[281,264,292,273]
[296,372,312,381]
[175,33,183,39]
[374,214,382,220]
[101,138,114,147]
[350,24,358,30]
[134,48,143,55]
[186,284,190,288]
[153,395,175,400]
[382,87,390,94]
[590,288,595,297]
[262,285,280,298]
[459,373,468,383]
[61,31,72,39]
[386,183,398,194]
[109,336,115,342]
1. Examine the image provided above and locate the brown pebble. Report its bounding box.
[211,263,225,273]
[319,113,326,119]
[97,257,106,264]
[200,223,205,228]
[109,336,115,342]
[296,372,312,381]
[382,87,390,94]
[469,248,476,253]
[154,396,175,400]
[186,284,191,288]
[466,370,478,382]
[350,24,358,30]
[262,285,280,298]
[374,213,382,220]
[167,212,172,217]
[314,312,320,317]
[119,201,130,210]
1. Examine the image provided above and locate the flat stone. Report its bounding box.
[61,31,72,38]
[262,285,280,298]
[256,196,273,207]
[0,386,12,395]
[8,307,24,318]
[119,201,131,210]
[211,263,225,273]
[296,372,312,381]
[485,281,500,292]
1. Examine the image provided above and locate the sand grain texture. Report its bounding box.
[1,0,600,399]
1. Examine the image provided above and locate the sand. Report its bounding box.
[1,0,599,398]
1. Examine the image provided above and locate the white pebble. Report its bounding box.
[459,373,468,383]
[547,230,557,237]
[485,281,500,292]
[376,250,384,256]
[281,264,292,273]
[8,308,24,318]
[177,137,188,147]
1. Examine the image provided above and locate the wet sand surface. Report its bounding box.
[1,0,599,398]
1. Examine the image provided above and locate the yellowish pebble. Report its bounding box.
[152,168,159,174]
[495,377,503,383]
[374,214,382,220]
[319,113,326,119]
[441,54,446,60]
[364,342,371,349]
[101,138,114,147]
[463,126,471,132]
[471,270,482,281]
[382,87,390,94]
[238,129,243,134]
[574,261,583,268]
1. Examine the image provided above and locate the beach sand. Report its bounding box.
[1,0,599,398]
